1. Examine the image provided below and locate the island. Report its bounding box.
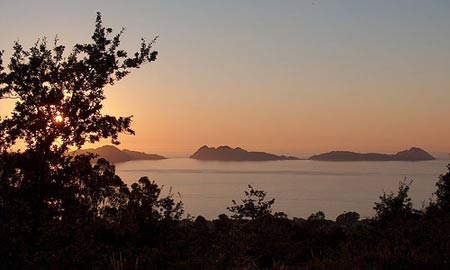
[74,145,167,163]
[308,147,435,161]
[189,145,299,161]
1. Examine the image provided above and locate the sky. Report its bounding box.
[1,0,449,157]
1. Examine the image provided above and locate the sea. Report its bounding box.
[115,158,449,220]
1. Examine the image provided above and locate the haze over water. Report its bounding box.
[116,158,448,219]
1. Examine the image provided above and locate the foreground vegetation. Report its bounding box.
[1,151,450,270]
[1,13,449,269]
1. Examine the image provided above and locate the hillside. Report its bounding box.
[74,145,167,163]
[309,147,435,161]
[189,145,299,161]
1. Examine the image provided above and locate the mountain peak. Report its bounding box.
[395,147,435,161]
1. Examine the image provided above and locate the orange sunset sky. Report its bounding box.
[1,1,449,157]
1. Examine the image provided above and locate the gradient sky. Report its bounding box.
[1,0,449,157]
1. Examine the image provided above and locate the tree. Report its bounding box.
[374,179,414,222]
[0,11,162,229]
[336,211,360,226]
[227,185,275,220]
[307,211,326,222]
[0,14,186,269]
[0,12,158,155]
[128,176,184,221]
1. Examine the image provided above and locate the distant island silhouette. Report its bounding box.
[309,147,435,161]
[75,145,167,163]
[190,145,299,161]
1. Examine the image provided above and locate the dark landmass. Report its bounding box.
[74,145,167,163]
[309,147,435,161]
[189,145,299,161]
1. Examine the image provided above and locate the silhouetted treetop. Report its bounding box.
[374,179,414,222]
[227,185,275,220]
[0,12,158,153]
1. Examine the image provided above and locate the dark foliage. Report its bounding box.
[336,211,360,226]
[227,185,275,220]
[374,179,415,222]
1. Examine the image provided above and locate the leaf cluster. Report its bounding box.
[227,185,275,220]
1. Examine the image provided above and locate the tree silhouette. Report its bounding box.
[227,185,275,220]
[0,13,181,268]
[374,179,414,222]
[0,12,157,155]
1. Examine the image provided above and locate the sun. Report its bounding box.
[54,114,64,123]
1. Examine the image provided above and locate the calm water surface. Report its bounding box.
[115,159,449,220]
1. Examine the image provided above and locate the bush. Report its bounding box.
[374,179,414,222]
[227,185,275,220]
